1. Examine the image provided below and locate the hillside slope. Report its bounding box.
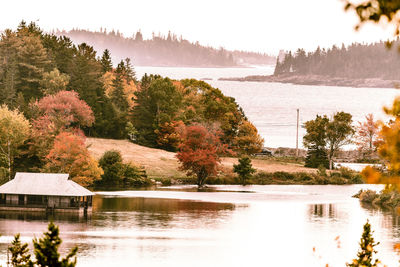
[86,138,315,179]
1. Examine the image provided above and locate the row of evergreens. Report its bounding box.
[274,40,400,79]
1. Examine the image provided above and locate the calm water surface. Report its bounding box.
[136,66,400,148]
[0,185,400,266]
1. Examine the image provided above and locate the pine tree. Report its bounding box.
[33,222,78,267]
[111,62,129,112]
[233,156,256,185]
[347,220,380,267]
[123,58,137,83]
[0,30,21,107]
[8,234,33,267]
[305,145,329,168]
[100,49,113,73]
[132,76,182,147]
[16,29,51,101]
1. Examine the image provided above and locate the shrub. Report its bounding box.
[359,190,378,203]
[98,150,149,188]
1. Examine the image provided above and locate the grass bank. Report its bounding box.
[86,138,362,185]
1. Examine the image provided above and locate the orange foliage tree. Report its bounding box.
[176,125,231,187]
[155,120,185,151]
[44,132,102,187]
[362,97,400,185]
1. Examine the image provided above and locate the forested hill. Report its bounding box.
[274,41,400,80]
[54,29,275,67]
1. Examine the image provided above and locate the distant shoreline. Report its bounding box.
[218,74,400,88]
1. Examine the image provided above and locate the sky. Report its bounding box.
[1,0,395,55]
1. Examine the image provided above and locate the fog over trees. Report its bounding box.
[54,29,275,67]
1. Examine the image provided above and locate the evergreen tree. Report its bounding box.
[304,145,329,168]
[347,220,380,267]
[16,29,51,101]
[0,29,20,107]
[33,222,77,267]
[8,234,33,267]
[123,57,137,83]
[69,43,122,138]
[100,49,113,73]
[233,156,256,185]
[132,76,182,147]
[111,62,129,112]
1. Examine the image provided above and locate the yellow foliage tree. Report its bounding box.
[0,105,30,180]
[233,120,264,155]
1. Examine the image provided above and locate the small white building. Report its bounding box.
[0,172,94,213]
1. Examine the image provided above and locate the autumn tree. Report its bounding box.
[355,114,380,159]
[155,120,185,152]
[176,125,230,187]
[233,156,256,185]
[0,105,30,180]
[233,120,264,155]
[30,90,94,159]
[44,132,102,187]
[345,0,400,37]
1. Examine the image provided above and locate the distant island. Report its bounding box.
[219,41,400,88]
[54,29,275,67]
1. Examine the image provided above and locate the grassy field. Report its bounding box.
[86,138,316,179]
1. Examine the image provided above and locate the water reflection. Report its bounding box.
[309,204,338,220]
[1,186,400,267]
[0,210,90,222]
[93,196,236,229]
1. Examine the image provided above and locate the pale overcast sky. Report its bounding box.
[1,0,394,55]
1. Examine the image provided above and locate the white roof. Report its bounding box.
[0,173,94,196]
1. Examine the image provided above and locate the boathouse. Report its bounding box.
[0,172,94,213]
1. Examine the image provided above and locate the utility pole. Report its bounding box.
[296,109,299,158]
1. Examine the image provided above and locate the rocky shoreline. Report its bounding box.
[218,74,400,88]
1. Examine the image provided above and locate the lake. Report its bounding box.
[136,66,400,148]
[1,185,400,267]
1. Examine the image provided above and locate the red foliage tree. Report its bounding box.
[30,90,94,158]
[34,90,94,129]
[45,132,102,187]
[176,125,230,187]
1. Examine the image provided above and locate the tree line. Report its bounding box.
[55,28,275,67]
[274,41,400,80]
[0,21,264,187]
